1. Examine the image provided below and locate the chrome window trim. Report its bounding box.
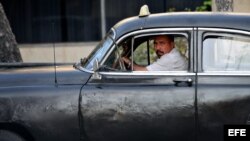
[134,32,188,39]
[197,73,250,77]
[124,28,193,40]
[99,71,195,76]
[198,71,250,76]
[198,28,250,36]
[78,66,94,74]
[100,28,193,66]
[111,28,116,39]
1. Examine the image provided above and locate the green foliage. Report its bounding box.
[167,0,212,12]
[175,37,188,59]
[195,0,212,11]
[184,8,191,12]
[168,8,176,12]
[133,41,157,66]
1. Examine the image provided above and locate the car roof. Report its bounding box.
[113,12,250,39]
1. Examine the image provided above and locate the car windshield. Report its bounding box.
[81,29,116,71]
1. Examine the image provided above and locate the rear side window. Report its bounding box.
[203,33,250,71]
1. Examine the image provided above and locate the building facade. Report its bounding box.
[212,0,250,12]
[2,0,204,44]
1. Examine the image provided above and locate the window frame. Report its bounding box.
[99,28,193,76]
[131,33,189,69]
[199,28,250,75]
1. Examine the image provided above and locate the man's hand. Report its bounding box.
[122,57,148,71]
[122,57,132,68]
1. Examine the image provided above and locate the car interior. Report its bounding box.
[101,34,189,72]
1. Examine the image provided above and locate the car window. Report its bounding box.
[82,29,116,71]
[101,38,132,71]
[203,34,250,71]
[102,33,189,72]
[133,39,157,66]
[133,35,189,70]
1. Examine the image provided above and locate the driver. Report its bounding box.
[122,35,188,71]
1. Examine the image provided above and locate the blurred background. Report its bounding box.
[1,0,209,43]
[0,0,249,63]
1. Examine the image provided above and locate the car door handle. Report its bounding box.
[173,78,193,87]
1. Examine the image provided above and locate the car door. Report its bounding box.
[197,28,250,141]
[79,28,197,141]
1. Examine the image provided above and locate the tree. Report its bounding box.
[0,2,22,63]
[167,0,212,12]
[196,0,212,11]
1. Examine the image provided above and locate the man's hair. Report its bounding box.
[166,35,174,42]
[154,35,174,42]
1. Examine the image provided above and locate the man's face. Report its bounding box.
[153,36,174,58]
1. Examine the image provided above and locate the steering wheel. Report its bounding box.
[111,51,127,71]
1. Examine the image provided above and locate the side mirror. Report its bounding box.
[92,59,102,79]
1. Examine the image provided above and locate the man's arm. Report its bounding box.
[122,57,148,71]
[133,64,148,71]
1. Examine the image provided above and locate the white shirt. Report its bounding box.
[146,48,187,71]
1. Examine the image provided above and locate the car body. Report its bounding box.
[1,11,250,141]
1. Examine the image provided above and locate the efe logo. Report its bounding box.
[228,129,246,136]
[224,125,250,141]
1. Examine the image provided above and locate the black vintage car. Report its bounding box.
[1,7,250,141]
